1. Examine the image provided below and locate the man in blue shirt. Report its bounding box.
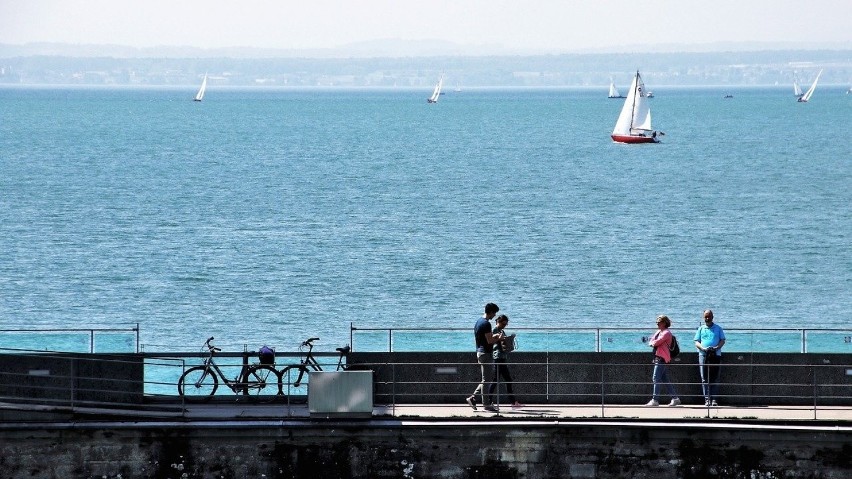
[693,309,726,406]
[467,302,504,412]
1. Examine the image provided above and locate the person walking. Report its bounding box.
[467,302,504,412]
[694,309,726,406]
[645,315,681,407]
[488,314,523,409]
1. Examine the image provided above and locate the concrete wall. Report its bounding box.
[0,421,849,478]
[350,352,852,406]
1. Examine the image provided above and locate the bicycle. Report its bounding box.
[177,337,281,402]
[279,337,350,393]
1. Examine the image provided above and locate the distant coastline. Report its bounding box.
[1,43,850,88]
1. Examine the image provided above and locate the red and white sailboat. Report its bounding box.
[611,71,660,144]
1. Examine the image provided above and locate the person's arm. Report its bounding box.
[694,337,707,351]
[485,331,504,344]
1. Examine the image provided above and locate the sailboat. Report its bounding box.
[793,76,803,98]
[193,74,208,102]
[608,79,623,99]
[427,75,444,103]
[797,69,822,103]
[611,71,660,144]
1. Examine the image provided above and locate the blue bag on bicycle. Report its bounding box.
[258,345,275,365]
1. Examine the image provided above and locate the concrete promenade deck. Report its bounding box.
[3,400,850,425]
[7,401,846,423]
[186,402,852,423]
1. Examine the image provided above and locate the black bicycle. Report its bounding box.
[279,337,350,393]
[177,337,281,402]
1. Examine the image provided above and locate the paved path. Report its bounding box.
[180,402,852,423]
[3,401,850,424]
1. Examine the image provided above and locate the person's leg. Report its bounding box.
[698,353,710,403]
[500,364,516,404]
[652,362,664,400]
[659,363,678,398]
[472,353,487,402]
[476,353,495,405]
[488,357,502,400]
[707,354,722,402]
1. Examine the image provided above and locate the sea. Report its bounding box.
[1,85,850,356]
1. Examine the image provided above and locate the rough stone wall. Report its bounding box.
[0,422,849,478]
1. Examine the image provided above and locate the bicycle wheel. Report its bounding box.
[178,365,218,401]
[279,365,310,397]
[242,365,281,401]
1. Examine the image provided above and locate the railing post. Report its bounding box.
[596,329,601,353]
[90,330,95,353]
[813,365,817,420]
[599,358,605,418]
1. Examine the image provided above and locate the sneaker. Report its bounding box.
[668,398,681,407]
[645,399,660,407]
[511,402,524,409]
[484,404,499,412]
[465,396,477,411]
[704,400,711,406]
[710,400,718,407]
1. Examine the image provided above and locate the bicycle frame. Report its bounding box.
[280,338,350,390]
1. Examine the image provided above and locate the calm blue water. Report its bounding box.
[1,85,850,355]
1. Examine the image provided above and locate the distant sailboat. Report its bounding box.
[608,79,623,99]
[427,75,444,103]
[797,69,822,103]
[793,76,803,98]
[611,71,660,144]
[194,74,208,102]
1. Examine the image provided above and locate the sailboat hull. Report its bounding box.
[611,134,659,144]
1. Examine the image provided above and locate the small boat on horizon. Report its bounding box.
[193,73,208,102]
[793,75,804,99]
[427,74,444,104]
[610,70,661,144]
[724,93,733,99]
[608,79,623,99]
[797,69,822,103]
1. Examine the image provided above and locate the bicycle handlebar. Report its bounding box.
[204,336,222,352]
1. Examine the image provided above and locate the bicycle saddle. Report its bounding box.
[336,345,351,355]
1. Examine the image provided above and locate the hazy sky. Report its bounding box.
[2,0,851,53]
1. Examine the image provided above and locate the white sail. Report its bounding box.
[793,78,803,97]
[194,74,208,102]
[612,71,653,136]
[798,70,822,102]
[427,75,443,103]
[608,80,621,98]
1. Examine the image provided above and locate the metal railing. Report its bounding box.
[350,324,852,353]
[0,325,140,353]
[1,347,849,421]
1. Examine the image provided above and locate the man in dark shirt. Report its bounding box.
[467,302,504,411]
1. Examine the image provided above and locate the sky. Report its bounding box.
[2,0,851,54]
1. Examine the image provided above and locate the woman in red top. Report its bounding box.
[645,315,681,406]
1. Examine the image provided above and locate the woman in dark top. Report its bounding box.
[488,314,523,408]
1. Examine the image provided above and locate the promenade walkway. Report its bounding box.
[186,403,852,422]
[3,400,851,424]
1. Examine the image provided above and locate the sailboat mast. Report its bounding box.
[629,71,639,130]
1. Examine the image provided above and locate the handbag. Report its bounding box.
[503,333,517,353]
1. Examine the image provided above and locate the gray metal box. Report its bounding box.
[308,371,373,418]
